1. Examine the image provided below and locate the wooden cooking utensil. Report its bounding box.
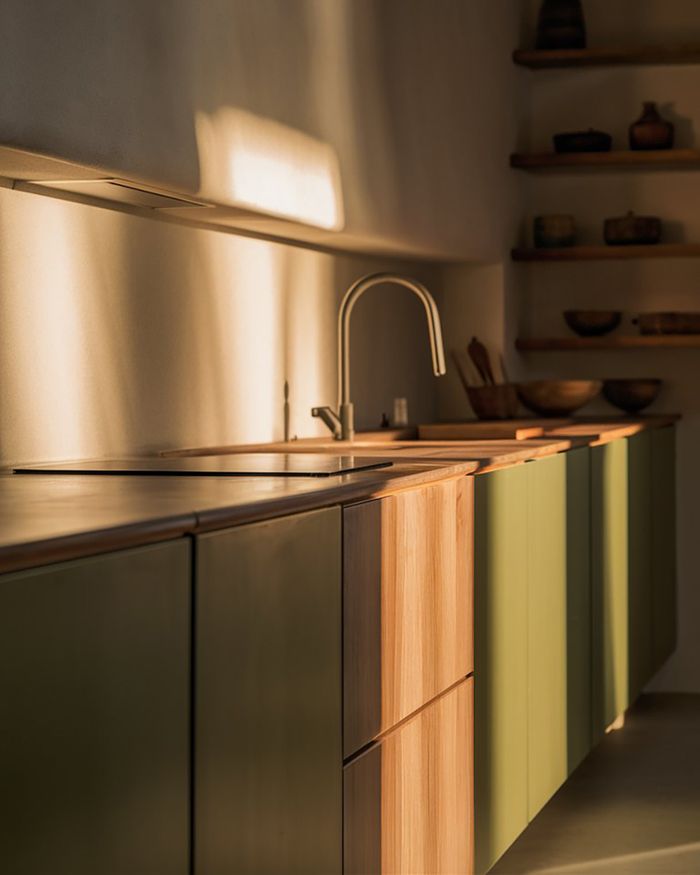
[468,337,496,386]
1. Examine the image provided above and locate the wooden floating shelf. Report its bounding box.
[517,336,700,351]
[513,45,700,70]
[510,149,700,171]
[512,243,700,262]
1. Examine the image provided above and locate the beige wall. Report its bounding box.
[0,0,526,260]
[0,184,446,465]
[0,0,524,466]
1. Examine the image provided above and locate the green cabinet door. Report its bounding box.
[628,432,653,702]
[527,449,591,821]
[195,508,342,875]
[475,465,528,875]
[0,541,190,875]
[591,439,630,740]
[651,426,677,672]
[563,448,593,774]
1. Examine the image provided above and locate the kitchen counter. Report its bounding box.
[161,415,680,470]
[2,415,679,575]
[0,457,475,574]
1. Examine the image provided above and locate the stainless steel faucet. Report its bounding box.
[312,272,447,441]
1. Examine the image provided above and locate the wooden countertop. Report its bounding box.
[2,415,679,575]
[161,416,679,472]
[0,458,475,575]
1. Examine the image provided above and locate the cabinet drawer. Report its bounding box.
[344,678,473,875]
[343,477,473,756]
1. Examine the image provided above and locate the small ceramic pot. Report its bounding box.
[604,212,662,246]
[536,0,587,49]
[629,102,674,151]
[534,214,576,248]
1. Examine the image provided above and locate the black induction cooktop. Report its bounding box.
[13,454,393,478]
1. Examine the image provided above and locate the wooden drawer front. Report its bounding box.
[343,477,473,756]
[344,678,474,875]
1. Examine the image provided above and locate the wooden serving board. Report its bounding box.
[417,420,571,441]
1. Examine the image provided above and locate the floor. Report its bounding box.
[491,694,700,875]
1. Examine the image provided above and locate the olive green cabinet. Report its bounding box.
[591,438,630,738]
[194,508,342,875]
[0,541,190,875]
[476,451,592,874]
[527,449,591,820]
[628,432,653,703]
[651,426,677,671]
[591,433,655,740]
[474,465,529,875]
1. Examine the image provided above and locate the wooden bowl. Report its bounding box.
[516,380,602,417]
[564,310,622,337]
[466,385,519,420]
[603,379,662,413]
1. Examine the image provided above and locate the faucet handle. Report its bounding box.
[311,406,343,440]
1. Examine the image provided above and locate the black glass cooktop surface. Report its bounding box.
[13,454,393,478]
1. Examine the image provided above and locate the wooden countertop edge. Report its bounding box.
[0,513,196,575]
[191,462,477,533]
[161,416,680,459]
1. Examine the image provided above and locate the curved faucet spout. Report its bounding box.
[312,272,447,442]
[338,272,446,410]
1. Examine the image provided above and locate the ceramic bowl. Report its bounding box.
[603,379,662,413]
[564,310,622,337]
[516,380,602,417]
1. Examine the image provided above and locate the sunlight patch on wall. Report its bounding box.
[0,196,91,464]
[283,249,337,438]
[194,232,286,444]
[195,107,344,230]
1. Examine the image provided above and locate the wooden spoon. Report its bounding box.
[468,337,496,386]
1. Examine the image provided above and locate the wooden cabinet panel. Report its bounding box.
[527,449,592,820]
[344,678,473,875]
[651,426,677,671]
[0,541,190,875]
[343,478,473,757]
[195,508,342,875]
[591,439,630,738]
[474,466,528,875]
[628,432,653,701]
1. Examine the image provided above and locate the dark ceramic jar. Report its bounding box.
[629,102,674,151]
[536,0,586,50]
